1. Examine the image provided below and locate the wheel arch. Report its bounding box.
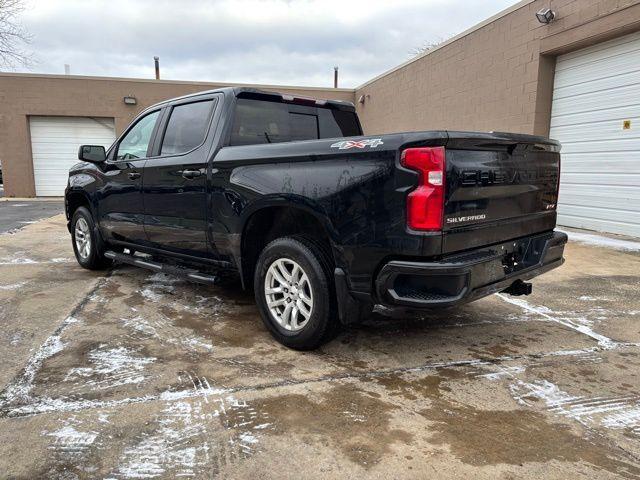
[238,198,339,289]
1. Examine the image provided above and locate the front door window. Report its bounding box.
[116,110,160,160]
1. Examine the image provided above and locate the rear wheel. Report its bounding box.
[254,236,337,350]
[71,207,111,270]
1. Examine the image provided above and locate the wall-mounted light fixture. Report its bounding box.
[123,96,137,105]
[536,8,556,24]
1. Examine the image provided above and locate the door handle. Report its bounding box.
[182,169,203,179]
[128,172,141,180]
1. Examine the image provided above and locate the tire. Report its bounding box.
[71,206,111,270]
[254,236,338,350]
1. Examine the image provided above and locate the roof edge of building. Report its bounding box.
[356,0,535,91]
[0,72,356,93]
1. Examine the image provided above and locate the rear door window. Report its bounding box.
[160,100,214,155]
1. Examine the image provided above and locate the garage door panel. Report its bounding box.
[555,31,640,69]
[558,211,640,237]
[554,46,640,83]
[551,83,640,117]
[558,204,639,227]
[560,184,640,206]
[561,172,640,187]
[30,116,115,197]
[550,32,640,237]
[554,67,640,99]
[561,155,640,175]
[550,117,640,143]
[559,137,640,155]
[550,104,640,128]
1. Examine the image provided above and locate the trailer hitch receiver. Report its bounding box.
[502,279,532,296]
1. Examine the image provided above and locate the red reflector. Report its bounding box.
[401,147,446,231]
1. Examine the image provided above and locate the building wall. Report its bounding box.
[3,0,640,197]
[0,74,354,197]
[355,0,640,136]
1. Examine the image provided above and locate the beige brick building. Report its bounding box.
[1,0,639,235]
[355,0,640,136]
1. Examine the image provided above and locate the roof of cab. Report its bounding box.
[145,86,355,112]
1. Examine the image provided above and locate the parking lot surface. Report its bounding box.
[0,214,639,479]
[0,199,64,234]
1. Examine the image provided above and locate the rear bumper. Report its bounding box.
[375,230,567,309]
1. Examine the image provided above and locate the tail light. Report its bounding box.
[401,147,446,231]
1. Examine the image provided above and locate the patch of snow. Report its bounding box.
[238,432,258,444]
[0,253,37,265]
[578,295,597,301]
[139,288,161,302]
[0,281,27,290]
[46,424,98,458]
[98,413,111,424]
[477,365,525,380]
[0,316,78,404]
[64,345,155,390]
[122,316,158,336]
[147,272,183,284]
[558,228,640,252]
[121,314,214,353]
[111,401,212,478]
[51,257,73,263]
[182,336,213,352]
[510,379,640,434]
[497,294,617,349]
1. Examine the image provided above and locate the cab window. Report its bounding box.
[115,110,160,160]
[160,100,214,155]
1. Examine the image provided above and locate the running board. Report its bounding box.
[104,250,219,285]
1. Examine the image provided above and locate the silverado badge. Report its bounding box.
[330,138,384,149]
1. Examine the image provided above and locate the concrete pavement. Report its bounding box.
[0,214,639,479]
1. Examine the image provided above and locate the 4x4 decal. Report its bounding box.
[330,138,384,150]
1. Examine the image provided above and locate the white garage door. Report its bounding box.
[30,116,116,196]
[550,31,640,237]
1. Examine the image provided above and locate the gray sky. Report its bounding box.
[18,0,516,88]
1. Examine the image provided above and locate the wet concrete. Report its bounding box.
[0,214,639,479]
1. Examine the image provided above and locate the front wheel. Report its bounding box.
[71,207,111,270]
[254,236,338,350]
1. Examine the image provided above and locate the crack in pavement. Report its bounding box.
[0,273,111,409]
[2,341,639,419]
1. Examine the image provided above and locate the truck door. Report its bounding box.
[98,109,161,245]
[142,96,217,257]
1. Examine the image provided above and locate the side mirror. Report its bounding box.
[78,145,106,163]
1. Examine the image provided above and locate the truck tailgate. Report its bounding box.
[442,132,560,254]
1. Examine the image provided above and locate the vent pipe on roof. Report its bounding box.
[334,66,338,88]
[154,56,160,80]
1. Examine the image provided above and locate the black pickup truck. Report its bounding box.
[65,87,567,349]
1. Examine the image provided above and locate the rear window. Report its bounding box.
[229,98,360,146]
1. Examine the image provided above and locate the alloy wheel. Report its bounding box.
[264,258,313,331]
[74,217,92,260]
